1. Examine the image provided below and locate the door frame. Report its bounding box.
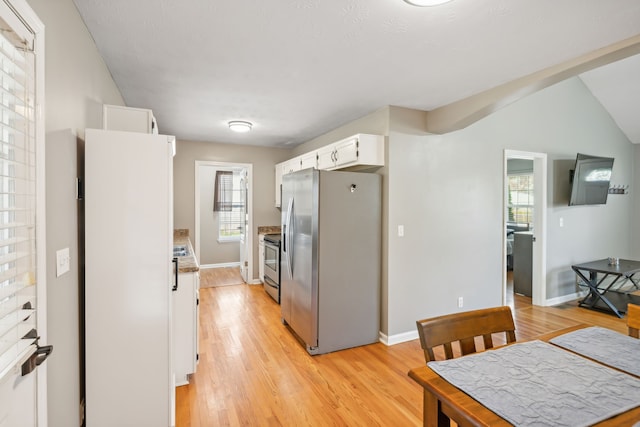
[194,161,253,281]
[503,150,547,306]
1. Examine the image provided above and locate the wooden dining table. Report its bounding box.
[408,324,640,427]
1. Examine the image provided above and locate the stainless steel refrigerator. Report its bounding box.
[84,128,176,426]
[281,169,381,355]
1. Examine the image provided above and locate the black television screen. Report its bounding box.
[569,153,614,206]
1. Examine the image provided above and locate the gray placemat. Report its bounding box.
[550,326,640,377]
[427,340,640,427]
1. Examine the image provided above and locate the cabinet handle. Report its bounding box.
[172,257,178,291]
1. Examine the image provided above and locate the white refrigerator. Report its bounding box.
[84,128,176,426]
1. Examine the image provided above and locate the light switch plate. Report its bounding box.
[56,247,70,277]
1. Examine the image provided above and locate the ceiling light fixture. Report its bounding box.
[228,120,253,133]
[403,0,453,6]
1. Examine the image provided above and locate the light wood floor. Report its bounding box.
[199,266,245,288]
[176,269,627,426]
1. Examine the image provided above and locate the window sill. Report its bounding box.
[217,238,240,244]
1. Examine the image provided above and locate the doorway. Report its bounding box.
[194,161,253,283]
[503,150,547,306]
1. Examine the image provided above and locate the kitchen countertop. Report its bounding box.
[258,225,281,235]
[174,229,199,273]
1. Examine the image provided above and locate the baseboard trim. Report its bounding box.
[200,262,241,269]
[379,330,418,346]
[544,290,588,307]
[378,291,588,346]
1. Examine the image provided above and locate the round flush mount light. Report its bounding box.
[403,0,453,5]
[228,120,253,133]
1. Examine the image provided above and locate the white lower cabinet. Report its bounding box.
[173,270,199,386]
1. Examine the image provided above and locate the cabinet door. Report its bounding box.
[173,272,197,386]
[299,151,318,170]
[317,145,336,170]
[103,104,156,134]
[292,157,304,173]
[333,137,359,168]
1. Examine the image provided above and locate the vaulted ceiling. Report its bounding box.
[72,0,640,147]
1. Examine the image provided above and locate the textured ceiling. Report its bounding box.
[72,0,640,147]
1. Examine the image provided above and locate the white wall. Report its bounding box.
[385,77,634,338]
[26,0,125,425]
[632,144,640,259]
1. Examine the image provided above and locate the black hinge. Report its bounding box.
[197,298,199,305]
[196,353,199,361]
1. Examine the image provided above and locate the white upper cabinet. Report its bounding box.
[275,134,385,207]
[317,134,384,171]
[299,151,318,170]
[103,104,158,134]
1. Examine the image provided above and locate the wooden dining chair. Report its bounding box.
[628,303,640,338]
[416,306,516,363]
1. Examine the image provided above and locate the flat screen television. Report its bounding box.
[569,153,614,206]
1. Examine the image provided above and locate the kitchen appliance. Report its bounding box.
[84,128,176,426]
[281,169,381,355]
[263,233,281,303]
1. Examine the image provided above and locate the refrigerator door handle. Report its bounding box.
[285,197,294,279]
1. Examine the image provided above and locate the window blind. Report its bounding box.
[213,170,233,212]
[0,15,37,380]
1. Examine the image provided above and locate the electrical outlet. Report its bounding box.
[457,297,464,308]
[398,225,404,237]
[56,248,70,277]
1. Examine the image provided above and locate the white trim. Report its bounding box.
[199,262,241,269]
[544,291,589,307]
[503,150,547,307]
[194,161,253,281]
[6,0,48,425]
[378,330,418,346]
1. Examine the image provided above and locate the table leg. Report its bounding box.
[574,268,623,318]
[423,390,450,427]
[626,273,640,290]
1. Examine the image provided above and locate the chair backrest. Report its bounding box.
[416,306,516,363]
[628,303,640,338]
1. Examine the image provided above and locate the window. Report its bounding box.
[213,170,245,241]
[0,11,39,380]
[507,173,534,225]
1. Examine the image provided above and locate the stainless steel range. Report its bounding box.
[263,233,281,303]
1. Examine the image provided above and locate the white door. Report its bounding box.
[239,169,249,282]
[0,1,46,426]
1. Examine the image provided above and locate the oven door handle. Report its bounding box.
[263,275,279,290]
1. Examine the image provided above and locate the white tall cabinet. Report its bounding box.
[84,128,176,427]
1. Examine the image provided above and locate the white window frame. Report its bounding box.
[507,172,534,226]
[0,0,45,424]
[216,171,244,243]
